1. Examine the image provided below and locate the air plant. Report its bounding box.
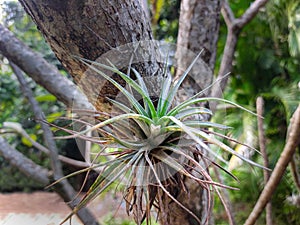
[52,53,266,225]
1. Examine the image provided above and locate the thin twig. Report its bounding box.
[3,122,92,168]
[0,24,92,110]
[256,97,272,225]
[244,104,300,225]
[85,129,92,164]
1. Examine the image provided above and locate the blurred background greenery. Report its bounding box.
[0,0,299,224]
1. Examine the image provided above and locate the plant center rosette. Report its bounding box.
[52,41,266,225]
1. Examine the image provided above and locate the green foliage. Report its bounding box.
[150,0,180,42]
[213,0,300,224]
[267,0,300,57]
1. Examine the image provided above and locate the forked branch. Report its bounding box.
[211,0,269,108]
[221,0,235,27]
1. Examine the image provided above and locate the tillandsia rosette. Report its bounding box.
[50,52,266,225]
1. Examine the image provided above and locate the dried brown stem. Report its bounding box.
[244,104,300,225]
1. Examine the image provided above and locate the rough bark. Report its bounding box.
[171,1,222,225]
[175,0,221,98]
[162,177,212,225]
[0,24,91,109]
[18,0,161,112]
[177,0,221,70]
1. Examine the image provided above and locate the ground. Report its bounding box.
[0,191,130,225]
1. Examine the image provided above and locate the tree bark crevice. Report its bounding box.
[18,0,163,112]
[19,0,154,82]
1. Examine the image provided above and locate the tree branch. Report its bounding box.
[10,62,99,225]
[256,97,270,179]
[11,62,64,180]
[3,121,92,169]
[0,136,50,185]
[244,104,300,225]
[210,28,238,111]
[211,0,269,109]
[221,0,235,27]
[18,0,160,112]
[290,151,300,192]
[235,0,269,29]
[0,24,92,110]
[256,97,272,225]
[0,136,99,225]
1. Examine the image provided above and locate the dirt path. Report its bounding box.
[0,191,130,225]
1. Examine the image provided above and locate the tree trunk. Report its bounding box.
[170,1,221,225]
[177,0,221,70]
[18,0,161,112]
[18,1,221,224]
